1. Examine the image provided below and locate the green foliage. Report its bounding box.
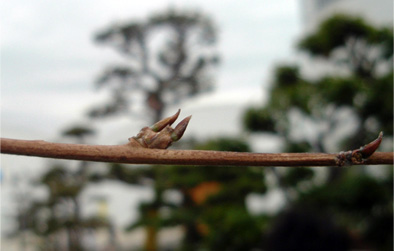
[40,165,83,199]
[373,27,394,59]
[243,14,393,250]
[318,77,361,106]
[119,137,268,250]
[298,174,391,215]
[201,206,263,250]
[107,163,155,184]
[243,107,276,132]
[166,138,266,194]
[283,140,312,153]
[282,167,315,188]
[62,126,95,139]
[297,172,393,250]
[274,65,300,87]
[176,138,267,250]
[299,14,374,56]
[361,72,394,134]
[299,14,393,79]
[266,207,350,251]
[271,80,317,114]
[195,137,251,152]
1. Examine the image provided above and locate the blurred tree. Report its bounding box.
[110,138,267,250]
[88,8,219,250]
[298,14,392,79]
[243,14,393,250]
[90,8,219,123]
[17,126,109,250]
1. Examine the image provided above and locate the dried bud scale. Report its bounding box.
[129,110,191,149]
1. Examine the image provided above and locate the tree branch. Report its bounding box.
[2,111,392,167]
[1,138,392,167]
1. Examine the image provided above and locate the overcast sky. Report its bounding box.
[1,0,301,140]
[1,0,302,234]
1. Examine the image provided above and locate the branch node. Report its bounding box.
[335,131,383,167]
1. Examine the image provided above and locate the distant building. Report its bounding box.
[301,0,393,32]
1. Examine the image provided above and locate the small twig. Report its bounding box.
[1,111,392,167]
[1,138,392,167]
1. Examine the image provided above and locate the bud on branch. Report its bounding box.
[130,109,191,149]
[335,132,384,166]
[0,110,393,167]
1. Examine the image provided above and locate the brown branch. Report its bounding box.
[1,111,392,167]
[1,138,392,167]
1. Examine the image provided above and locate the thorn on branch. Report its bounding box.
[129,109,191,149]
[335,131,383,167]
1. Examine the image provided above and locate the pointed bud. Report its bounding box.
[336,131,384,166]
[358,131,383,159]
[129,109,191,149]
[150,109,180,132]
[171,115,192,142]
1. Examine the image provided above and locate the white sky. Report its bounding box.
[1,0,301,236]
[1,0,301,140]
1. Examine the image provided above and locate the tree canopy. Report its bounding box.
[244,14,393,250]
[90,8,219,122]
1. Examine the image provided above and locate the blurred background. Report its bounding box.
[1,0,393,250]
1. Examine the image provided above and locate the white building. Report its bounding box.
[302,0,393,32]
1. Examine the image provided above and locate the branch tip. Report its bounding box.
[335,131,384,167]
[150,109,181,132]
[358,131,383,159]
[171,115,192,141]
